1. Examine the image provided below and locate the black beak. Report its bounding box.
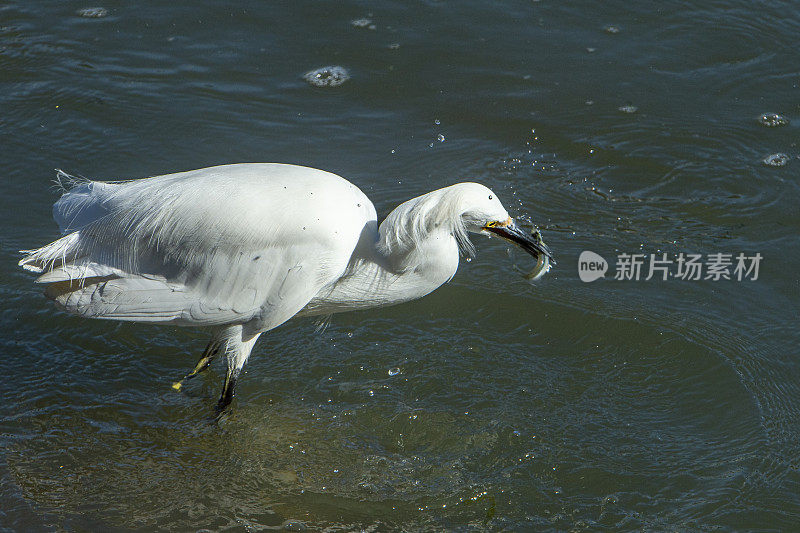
[486,222,556,265]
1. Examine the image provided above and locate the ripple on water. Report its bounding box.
[76,7,108,18]
[762,153,790,167]
[303,66,350,87]
[758,113,789,127]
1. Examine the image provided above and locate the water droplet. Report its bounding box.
[434,119,441,125]
[762,153,789,167]
[388,367,401,376]
[77,7,108,18]
[758,113,789,127]
[303,66,350,87]
[604,25,620,34]
[618,104,638,113]
[368,390,374,397]
[437,133,445,142]
[429,142,434,148]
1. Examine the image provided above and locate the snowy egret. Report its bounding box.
[19,164,553,409]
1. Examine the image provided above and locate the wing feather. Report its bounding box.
[21,164,377,330]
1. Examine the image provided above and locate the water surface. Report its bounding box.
[1,0,799,530]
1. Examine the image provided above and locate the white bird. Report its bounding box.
[19,163,553,409]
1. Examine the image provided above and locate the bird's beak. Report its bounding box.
[484,218,556,265]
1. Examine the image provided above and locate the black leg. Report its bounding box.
[217,368,240,411]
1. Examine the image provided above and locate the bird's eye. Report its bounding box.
[488,195,493,200]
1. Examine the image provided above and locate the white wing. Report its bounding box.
[20,164,377,335]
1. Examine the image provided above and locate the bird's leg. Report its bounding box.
[217,367,240,411]
[172,338,221,391]
[216,329,261,411]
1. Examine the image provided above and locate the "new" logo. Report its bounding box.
[578,251,608,282]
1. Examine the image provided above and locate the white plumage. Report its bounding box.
[20,163,551,409]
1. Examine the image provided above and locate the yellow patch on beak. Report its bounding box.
[485,217,513,229]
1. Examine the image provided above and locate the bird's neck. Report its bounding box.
[301,188,472,316]
[301,227,460,316]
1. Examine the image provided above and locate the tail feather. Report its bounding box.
[18,232,82,273]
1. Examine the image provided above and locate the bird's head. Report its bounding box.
[378,182,554,271]
[455,183,555,265]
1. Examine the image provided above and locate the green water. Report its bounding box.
[2,1,799,530]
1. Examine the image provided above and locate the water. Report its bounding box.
[1,0,799,530]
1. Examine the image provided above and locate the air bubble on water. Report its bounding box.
[368,390,375,397]
[282,520,307,532]
[618,104,638,113]
[762,153,789,167]
[586,47,596,53]
[465,257,472,262]
[387,43,400,50]
[351,18,374,29]
[758,113,789,127]
[604,25,620,34]
[388,367,401,376]
[77,7,108,18]
[429,142,434,148]
[303,66,350,87]
[437,134,445,142]
[434,119,441,125]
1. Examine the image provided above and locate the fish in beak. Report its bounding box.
[484,218,555,265]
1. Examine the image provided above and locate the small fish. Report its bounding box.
[508,225,553,281]
[523,229,552,281]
